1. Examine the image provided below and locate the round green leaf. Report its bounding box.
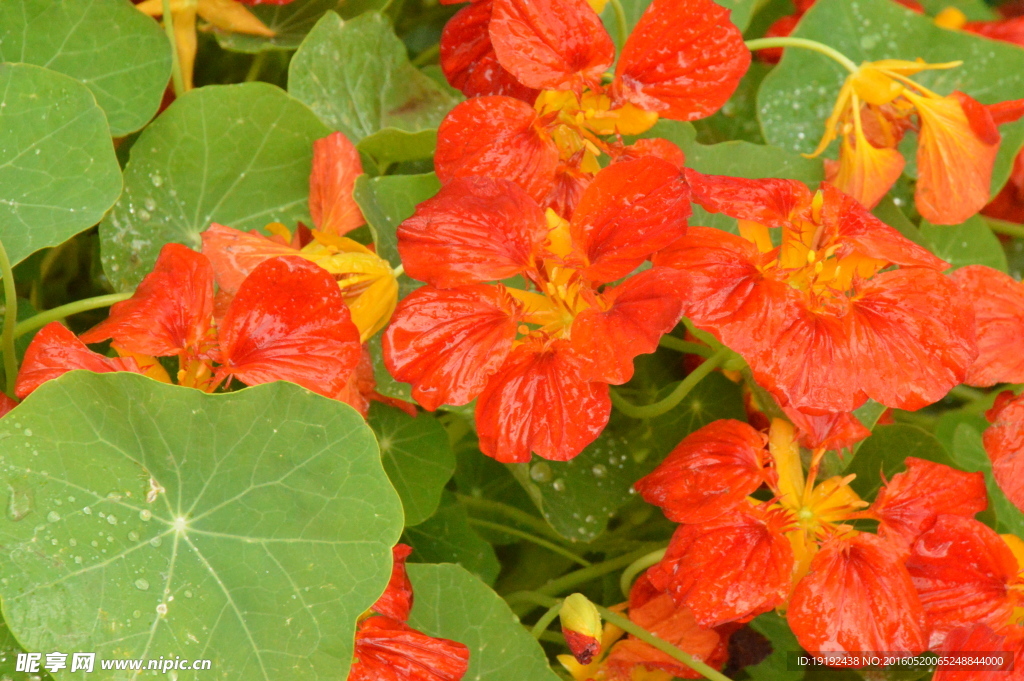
[406,563,560,681]
[99,82,330,291]
[0,63,122,267]
[369,403,455,526]
[0,0,171,136]
[0,372,403,679]
[404,492,500,585]
[215,0,346,53]
[288,12,459,141]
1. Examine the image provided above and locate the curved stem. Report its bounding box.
[530,601,563,638]
[608,0,628,46]
[245,51,268,82]
[619,548,666,597]
[411,43,440,67]
[468,518,591,567]
[744,37,859,73]
[596,606,732,681]
[658,335,713,357]
[508,592,732,681]
[455,494,567,542]
[985,216,1024,239]
[14,293,132,339]
[0,241,17,393]
[612,346,730,419]
[161,0,185,97]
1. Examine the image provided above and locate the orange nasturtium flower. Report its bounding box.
[983,391,1024,517]
[654,170,977,421]
[808,56,1024,224]
[382,157,689,462]
[634,418,988,663]
[434,0,749,216]
[15,244,362,403]
[136,0,285,90]
[349,545,470,681]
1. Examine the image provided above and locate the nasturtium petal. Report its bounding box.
[406,563,562,681]
[952,265,1024,387]
[215,0,354,53]
[217,256,362,397]
[288,12,459,141]
[0,63,122,268]
[475,339,610,463]
[80,244,216,360]
[435,96,559,205]
[613,0,750,120]
[635,419,770,525]
[0,372,404,679]
[397,177,548,288]
[571,157,690,284]
[309,132,365,236]
[100,82,330,291]
[489,0,614,92]
[788,533,928,658]
[0,0,172,135]
[383,285,520,411]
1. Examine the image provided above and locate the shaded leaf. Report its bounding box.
[370,402,455,527]
[406,563,561,681]
[99,82,329,290]
[353,172,440,272]
[0,372,404,679]
[745,611,804,681]
[0,63,122,267]
[920,216,1009,272]
[214,0,350,53]
[288,12,459,142]
[358,129,437,169]
[404,492,500,585]
[844,424,955,500]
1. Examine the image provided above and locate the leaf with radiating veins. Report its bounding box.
[0,372,403,680]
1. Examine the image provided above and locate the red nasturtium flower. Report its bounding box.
[382,157,689,462]
[984,391,1024,514]
[634,418,988,663]
[807,56,1024,223]
[349,545,470,681]
[15,244,362,402]
[435,0,748,215]
[655,170,976,422]
[949,265,1024,387]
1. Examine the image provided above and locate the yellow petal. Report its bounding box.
[934,7,968,31]
[197,0,275,37]
[587,0,609,13]
[769,418,804,510]
[173,6,198,91]
[826,124,905,210]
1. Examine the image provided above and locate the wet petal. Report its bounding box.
[951,265,1024,387]
[371,545,415,623]
[435,96,559,203]
[216,256,362,398]
[309,132,364,237]
[201,222,298,298]
[475,338,610,462]
[682,170,813,227]
[382,285,520,411]
[350,616,470,681]
[984,391,1024,514]
[634,419,770,524]
[397,176,548,288]
[613,0,750,120]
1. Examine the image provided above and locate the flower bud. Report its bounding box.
[559,593,602,665]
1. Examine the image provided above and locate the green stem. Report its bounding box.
[0,241,17,393]
[14,293,132,339]
[455,494,567,542]
[608,0,628,46]
[530,602,563,638]
[619,548,666,597]
[744,37,859,73]
[611,346,730,419]
[597,606,732,681]
[506,546,661,615]
[948,384,987,403]
[161,0,185,97]
[411,43,440,67]
[984,216,1024,240]
[468,518,591,567]
[658,336,713,357]
[509,593,731,681]
[245,51,268,82]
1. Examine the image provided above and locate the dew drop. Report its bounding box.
[133,610,142,618]
[529,462,552,483]
[156,603,168,616]
[150,536,163,548]
[127,531,139,542]
[46,511,60,523]
[134,579,150,591]
[184,590,193,599]
[551,478,566,492]
[151,174,163,187]
[6,487,33,521]
[591,464,607,479]
[139,509,153,521]
[106,514,117,525]
[143,198,156,212]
